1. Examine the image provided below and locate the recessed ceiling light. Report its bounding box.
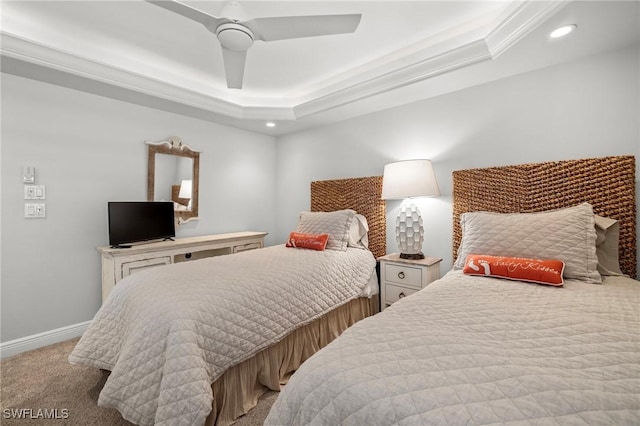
[265,122,276,128]
[550,24,577,39]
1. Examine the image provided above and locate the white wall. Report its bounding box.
[275,45,640,274]
[2,43,638,347]
[1,74,277,342]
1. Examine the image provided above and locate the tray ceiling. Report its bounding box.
[1,1,638,135]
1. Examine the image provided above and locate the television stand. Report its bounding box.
[98,232,267,302]
[110,244,132,249]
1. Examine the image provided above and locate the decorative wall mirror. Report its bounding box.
[147,136,200,225]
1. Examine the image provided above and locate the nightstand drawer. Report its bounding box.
[385,263,422,289]
[384,283,418,304]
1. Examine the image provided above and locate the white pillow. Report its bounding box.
[296,210,355,251]
[594,214,624,276]
[454,203,601,283]
[348,214,369,250]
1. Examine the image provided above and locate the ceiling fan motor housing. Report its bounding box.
[217,23,254,51]
[221,1,249,22]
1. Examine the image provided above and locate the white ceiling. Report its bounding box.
[1,1,638,135]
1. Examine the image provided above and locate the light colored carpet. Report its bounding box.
[0,338,278,425]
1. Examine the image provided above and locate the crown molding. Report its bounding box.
[294,39,492,119]
[486,0,570,58]
[0,32,245,119]
[0,1,555,126]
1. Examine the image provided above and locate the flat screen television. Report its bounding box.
[108,201,175,248]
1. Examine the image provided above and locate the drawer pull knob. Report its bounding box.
[399,292,406,298]
[398,271,405,279]
[185,253,192,259]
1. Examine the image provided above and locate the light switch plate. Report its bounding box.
[24,185,45,200]
[25,203,46,218]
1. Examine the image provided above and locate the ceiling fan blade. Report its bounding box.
[221,47,247,89]
[146,0,227,32]
[246,14,362,42]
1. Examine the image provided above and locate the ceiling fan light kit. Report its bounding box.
[217,23,254,51]
[147,0,361,89]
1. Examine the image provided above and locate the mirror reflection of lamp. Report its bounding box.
[178,179,193,210]
[381,159,440,260]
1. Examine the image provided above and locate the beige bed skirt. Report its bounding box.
[205,296,378,426]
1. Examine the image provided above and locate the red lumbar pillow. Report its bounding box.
[463,254,565,286]
[286,232,329,251]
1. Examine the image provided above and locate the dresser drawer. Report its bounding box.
[385,263,422,289]
[233,242,263,253]
[120,256,172,281]
[174,248,231,262]
[384,283,418,304]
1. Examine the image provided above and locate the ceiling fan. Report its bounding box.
[147,0,362,89]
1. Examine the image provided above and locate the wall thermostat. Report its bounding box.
[23,166,35,183]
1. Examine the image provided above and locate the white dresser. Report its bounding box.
[98,231,267,302]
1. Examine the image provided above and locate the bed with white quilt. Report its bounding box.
[265,156,639,425]
[69,176,387,426]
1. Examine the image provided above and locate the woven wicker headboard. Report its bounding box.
[310,176,386,259]
[453,156,637,278]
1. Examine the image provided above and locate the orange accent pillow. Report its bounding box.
[463,254,565,286]
[286,232,329,251]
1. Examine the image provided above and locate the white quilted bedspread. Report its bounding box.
[69,245,375,426]
[266,271,640,425]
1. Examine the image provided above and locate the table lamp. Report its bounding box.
[381,159,440,259]
[178,179,192,209]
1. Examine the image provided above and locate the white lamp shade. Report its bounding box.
[382,159,439,259]
[381,159,440,200]
[178,179,192,199]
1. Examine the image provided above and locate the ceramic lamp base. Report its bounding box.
[396,201,424,258]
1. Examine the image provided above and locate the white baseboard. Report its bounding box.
[0,321,90,359]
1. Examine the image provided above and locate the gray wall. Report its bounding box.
[2,43,638,345]
[1,74,277,342]
[275,45,640,273]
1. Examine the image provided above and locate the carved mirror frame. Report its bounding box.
[147,136,200,225]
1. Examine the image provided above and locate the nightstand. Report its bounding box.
[378,253,442,311]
